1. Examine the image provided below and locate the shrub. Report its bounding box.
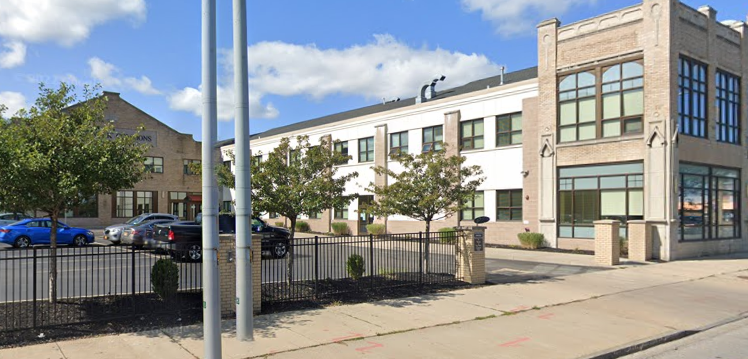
[151,258,179,300]
[332,222,349,235]
[366,224,386,235]
[438,227,457,244]
[517,232,545,249]
[295,221,310,232]
[274,221,285,228]
[346,254,365,280]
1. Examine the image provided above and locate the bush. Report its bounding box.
[620,237,629,257]
[275,221,285,228]
[346,254,365,280]
[332,222,349,235]
[438,227,457,244]
[366,224,386,235]
[151,259,179,300]
[517,232,545,249]
[295,221,310,232]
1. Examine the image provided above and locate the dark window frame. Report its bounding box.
[358,137,374,163]
[678,163,741,241]
[715,70,741,145]
[334,141,349,164]
[601,60,644,138]
[422,125,443,152]
[461,191,485,221]
[334,203,349,220]
[389,131,409,156]
[113,190,157,218]
[183,159,200,175]
[678,56,708,138]
[145,156,164,173]
[460,119,484,151]
[496,112,523,147]
[497,190,523,222]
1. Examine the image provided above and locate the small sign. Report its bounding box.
[203,301,207,309]
[473,232,484,252]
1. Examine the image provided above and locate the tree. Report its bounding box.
[0,83,149,303]
[252,136,358,284]
[366,145,485,272]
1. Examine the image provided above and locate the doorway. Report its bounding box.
[358,195,374,234]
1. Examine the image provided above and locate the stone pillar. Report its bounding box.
[455,226,486,284]
[594,220,620,266]
[628,220,652,262]
[373,124,388,227]
[444,111,461,229]
[218,233,262,317]
[252,235,261,314]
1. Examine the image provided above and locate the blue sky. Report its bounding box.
[0,0,745,141]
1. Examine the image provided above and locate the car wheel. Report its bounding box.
[14,236,31,248]
[272,241,288,258]
[187,244,202,262]
[73,235,87,247]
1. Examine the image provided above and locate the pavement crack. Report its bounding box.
[55,342,68,359]
[160,329,199,359]
[335,310,384,328]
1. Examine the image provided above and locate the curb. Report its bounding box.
[580,312,748,359]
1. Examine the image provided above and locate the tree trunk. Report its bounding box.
[49,213,58,304]
[423,220,431,275]
[286,217,296,285]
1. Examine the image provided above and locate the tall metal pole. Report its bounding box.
[233,0,254,341]
[201,0,222,357]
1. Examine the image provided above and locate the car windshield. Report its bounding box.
[125,215,147,225]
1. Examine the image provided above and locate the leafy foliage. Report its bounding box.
[295,221,310,232]
[331,222,349,235]
[517,232,545,249]
[151,259,180,300]
[365,224,386,235]
[438,227,457,244]
[275,221,285,228]
[346,254,365,280]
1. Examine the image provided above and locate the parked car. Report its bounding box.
[120,219,179,249]
[104,213,178,244]
[152,216,290,261]
[0,218,94,248]
[0,213,30,226]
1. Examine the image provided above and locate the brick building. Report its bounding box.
[221,0,748,260]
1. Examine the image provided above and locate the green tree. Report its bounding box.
[366,145,485,272]
[252,136,358,284]
[0,83,149,303]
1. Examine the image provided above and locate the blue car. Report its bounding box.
[0,218,95,248]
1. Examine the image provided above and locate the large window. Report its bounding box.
[460,120,484,150]
[114,191,157,218]
[678,164,740,241]
[183,159,200,175]
[558,163,644,239]
[334,141,349,164]
[461,191,484,221]
[497,190,523,221]
[559,60,644,142]
[335,203,349,220]
[169,191,201,220]
[65,195,98,218]
[422,125,443,152]
[358,137,374,162]
[716,70,741,144]
[678,56,707,138]
[497,113,522,146]
[144,156,164,173]
[389,132,408,155]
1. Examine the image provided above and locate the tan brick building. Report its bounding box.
[220,0,748,260]
[63,92,204,228]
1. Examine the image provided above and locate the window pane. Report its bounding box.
[560,127,576,142]
[560,102,577,126]
[498,117,510,132]
[603,65,621,82]
[474,137,484,149]
[603,120,621,138]
[511,132,522,145]
[498,192,509,207]
[623,89,644,116]
[578,98,596,123]
[578,123,596,140]
[559,75,576,91]
[600,176,626,188]
[559,191,573,224]
[462,122,472,137]
[578,72,595,87]
[510,191,522,206]
[574,190,598,224]
[391,135,399,147]
[498,209,510,221]
[624,118,642,133]
[601,190,626,216]
[574,177,598,190]
[498,133,510,146]
[622,61,643,78]
[475,121,484,136]
[603,93,621,119]
[511,209,522,220]
[511,115,522,131]
[424,129,433,143]
[629,189,644,216]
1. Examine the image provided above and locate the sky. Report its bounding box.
[0,0,746,142]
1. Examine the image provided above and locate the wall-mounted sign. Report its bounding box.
[473,231,484,252]
[108,129,157,147]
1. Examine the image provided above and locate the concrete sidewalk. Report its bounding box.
[5,252,748,359]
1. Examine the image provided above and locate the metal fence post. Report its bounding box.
[418,232,423,285]
[314,236,319,299]
[369,234,374,290]
[33,247,37,329]
[131,247,136,297]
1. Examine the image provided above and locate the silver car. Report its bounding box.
[0,213,30,226]
[104,213,178,244]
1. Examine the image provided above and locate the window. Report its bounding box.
[497,190,522,221]
[65,195,98,218]
[289,149,300,164]
[168,191,201,219]
[716,70,741,144]
[678,56,707,138]
[389,132,408,155]
[144,156,164,173]
[183,159,200,175]
[114,191,157,218]
[461,191,485,221]
[558,163,644,239]
[269,212,278,219]
[358,137,374,162]
[334,141,349,164]
[678,164,740,241]
[422,125,443,152]
[221,201,233,213]
[223,160,232,169]
[461,120,484,150]
[497,113,522,146]
[601,61,644,137]
[309,211,322,219]
[559,60,644,142]
[335,204,349,220]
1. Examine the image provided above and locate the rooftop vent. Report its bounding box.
[416,75,446,104]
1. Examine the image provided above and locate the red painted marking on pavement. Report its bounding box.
[510,305,529,312]
[331,333,364,342]
[499,337,531,347]
[355,342,384,352]
[537,313,555,320]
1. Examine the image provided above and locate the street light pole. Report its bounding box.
[233,0,254,341]
[201,0,222,357]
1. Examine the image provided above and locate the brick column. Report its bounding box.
[218,234,235,318]
[628,220,652,262]
[455,226,486,284]
[594,220,620,266]
[252,235,261,314]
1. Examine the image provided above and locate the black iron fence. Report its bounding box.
[0,246,202,333]
[261,231,462,307]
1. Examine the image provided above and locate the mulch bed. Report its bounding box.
[486,243,595,256]
[0,292,202,348]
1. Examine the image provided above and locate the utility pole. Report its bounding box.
[233,0,254,341]
[201,0,222,357]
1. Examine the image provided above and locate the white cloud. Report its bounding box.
[169,34,501,121]
[0,0,145,68]
[0,91,27,116]
[0,41,26,68]
[88,57,161,95]
[461,0,597,36]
